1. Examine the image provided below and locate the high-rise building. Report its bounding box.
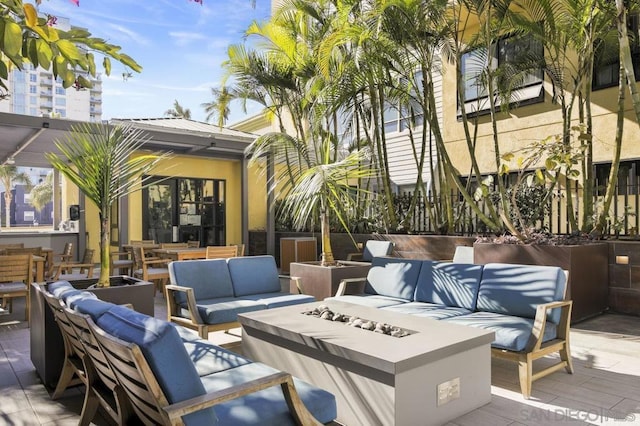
[0,17,102,122]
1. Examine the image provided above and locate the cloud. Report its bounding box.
[107,23,151,46]
[169,31,207,47]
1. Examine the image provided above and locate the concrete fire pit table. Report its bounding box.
[238,300,495,426]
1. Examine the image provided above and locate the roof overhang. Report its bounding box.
[0,113,256,168]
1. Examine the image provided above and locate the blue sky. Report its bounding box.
[39,0,271,124]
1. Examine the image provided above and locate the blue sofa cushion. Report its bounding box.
[73,298,116,322]
[361,240,394,262]
[327,294,407,308]
[414,261,483,310]
[201,363,337,425]
[382,301,472,320]
[169,259,234,304]
[238,292,315,309]
[182,297,267,325]
[97,305,217,426]
[227,256,281,297]
[364,257,423,299]
[476,263,566,322]
[445,311,558,352]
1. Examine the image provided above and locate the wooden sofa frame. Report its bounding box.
[335,270,573,399]
[165,284,240,338]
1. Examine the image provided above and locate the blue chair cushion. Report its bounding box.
[362,240,394,262]
[326,294,407,308]
[201,363,337,425]
[382,302,472,320]
[73,298,116,322]
[177,330,253,377]
[227,256,281,297]
[97,305,217,426]
[364,257,423,299]
[169,259,235,304]
[476,263,566,322]
[237,292,315,309]
[182,297,267,325]
[48,280,74,298]
[414,261,483,310]
[445,311,558,352]
[63,291,98,309]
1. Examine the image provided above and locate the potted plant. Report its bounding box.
[46,122,171,287]
[31,123,171,388]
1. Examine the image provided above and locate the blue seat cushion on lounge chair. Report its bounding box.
[73,298,116,322]
[364,257,423,299]
[445,311,558,352]
[177,329,253,377]
[327,294,407,308]
[97,305,217,426]
[361,240,394,262]
[382,302,472,320]
[477,263,566,322]
[63,291,98,309]
[181,297,267,325]
[238,292,315,309]
[169,259,234,304]
[414,261,483,310]
[48,280,74,298]
[201,362,337,425]
[227,256,281,297]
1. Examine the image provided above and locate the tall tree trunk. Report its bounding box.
[595,61,626,233]
[4,192,11,228]
[617,0,640,124]
[319,209,334,266]
[98,213,111,287]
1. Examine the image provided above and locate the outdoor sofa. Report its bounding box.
[167,255,315,338]
[45,280,337,425]
[328,257,574,399]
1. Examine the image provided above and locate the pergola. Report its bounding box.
[0,112,256,253]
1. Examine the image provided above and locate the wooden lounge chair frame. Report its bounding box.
[41,291,134,425]
[87,316,321,425]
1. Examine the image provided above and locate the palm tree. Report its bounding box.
[29,171,53,213]
[201,87,232,127]
[164,100,192,119]
[0,165,32,229]
[46,123,171,287]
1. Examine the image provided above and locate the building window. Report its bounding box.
[383,71,424,134]
[29,85,37,94]
[29,74,37,82]
[30,107,37,115]
[30,96,37,105]
[594,14,640,90]
[595,160,640,196]
[55,98,66,106]
[55,108,66,117]
[460,33,544,115]
[55,86,65,95]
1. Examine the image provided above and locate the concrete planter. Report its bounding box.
[30,277,154,388]
[289,261,372,301]
[473,242,609,323]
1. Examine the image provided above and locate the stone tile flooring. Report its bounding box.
[1,293,639,425]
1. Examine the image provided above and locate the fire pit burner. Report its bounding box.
[302,304,414,338]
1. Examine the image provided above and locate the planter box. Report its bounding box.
[289,261,372,301]
[30,276,154,388]
[473,243,608,323]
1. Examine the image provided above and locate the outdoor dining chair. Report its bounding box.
[0,254,33,321]
[52,248,95,281]
[204,245,238,259]
[132,246,170,295]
